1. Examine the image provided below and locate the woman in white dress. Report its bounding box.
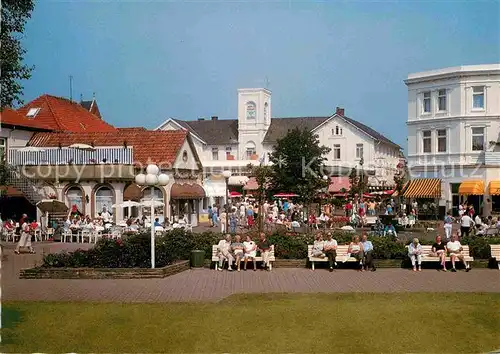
[243,235,257,271]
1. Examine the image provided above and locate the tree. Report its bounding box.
[1,0,35,108]
[348,166,368,197]
[246,163,272,233]
[268,128,330,205]
[393,158,409,195]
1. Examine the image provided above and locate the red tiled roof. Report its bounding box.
[0,108,52,130]
[17,94,116,133]
[28,130,189,166]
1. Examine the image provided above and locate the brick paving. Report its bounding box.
[2,241,499,303]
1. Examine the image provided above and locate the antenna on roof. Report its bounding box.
[92,92,96,100]
[265,76,270,89]
[80,93,83,102]
[69,75,73,102]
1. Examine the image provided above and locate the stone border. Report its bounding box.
[19,260,190,279]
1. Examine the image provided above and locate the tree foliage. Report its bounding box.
[1,0,35,108]
[246,163,273,232]
[348,166,368,197]
[268,128,330,204]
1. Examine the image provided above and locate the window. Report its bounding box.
[211,147,219,160]
[472,86,484,109]
[472,127,485,151]
[66,186,83,213]
[423,91,431,113]
[437,129,447,152]
[0,138,5,160]
[95,186,114,217]
[26,107,41,118]
[264,102,269,123]
[438,89,446,111]
[422,130,432,153]
[246,147,256,159]
[333,144,341,160]
[225,147,232,157]
[356,143,363,159]
[332,125,343,136]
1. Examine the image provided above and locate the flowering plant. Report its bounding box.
[48,193,57,199]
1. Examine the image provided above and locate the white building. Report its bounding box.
[156,88,402,207]
[405,63,500,216]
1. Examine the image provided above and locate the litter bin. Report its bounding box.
[191,250,205,268]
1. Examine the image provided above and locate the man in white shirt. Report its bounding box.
[446,234,470,272]
[101,207,112,223]
[217,234,234,271]
[460,214,474,237]
[323,233,338,271]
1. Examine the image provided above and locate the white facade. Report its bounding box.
[405,64,500,214]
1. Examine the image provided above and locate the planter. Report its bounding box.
[19,260,190,279]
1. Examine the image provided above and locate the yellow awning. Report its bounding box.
[403,178,441,198]
[489,181,500,195]
[458,180,484,195]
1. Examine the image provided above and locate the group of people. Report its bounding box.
[311,233,376,272]
[216,232,272,271]
[408,234,471,272]
[1,213,37,254]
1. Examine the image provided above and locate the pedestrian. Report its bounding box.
[15,217,35,254]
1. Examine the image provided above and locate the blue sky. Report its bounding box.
[22,0,499,148]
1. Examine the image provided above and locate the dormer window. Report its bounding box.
[332,125,343,136]
[26,108,41,118]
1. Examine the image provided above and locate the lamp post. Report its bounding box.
[222,170,232,233]
[135,164,169,269]
[322,175,329,215]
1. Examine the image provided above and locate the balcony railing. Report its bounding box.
[8,146,134,166]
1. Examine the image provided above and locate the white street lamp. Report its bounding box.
[135,164,169,268]
[222,170,232,233]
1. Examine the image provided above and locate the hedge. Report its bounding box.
[41,230,500,268]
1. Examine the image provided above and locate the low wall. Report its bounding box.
[19,260,190,279]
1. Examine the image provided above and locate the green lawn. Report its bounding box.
[2,293,500,353]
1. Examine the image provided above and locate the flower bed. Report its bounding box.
[40,229,500,269]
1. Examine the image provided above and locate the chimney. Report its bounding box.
[336,107,345,116]
[211,116,218,121]
[198,117,205,121]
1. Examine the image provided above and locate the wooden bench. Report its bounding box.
[490,244,500,270]
[211,245,275,270]
[418,245,474,264]
[308,245,361,270]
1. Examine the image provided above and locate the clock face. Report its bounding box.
[246,102,256,119]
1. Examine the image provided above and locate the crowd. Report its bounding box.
[216,232,272,271]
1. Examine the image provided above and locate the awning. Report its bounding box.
[458,180,484,195]
[328,177,351,193]
[0,185,24,197]
[123,183,142,201]
[489,181,500,195]
[228,176,249,186]
[170,183,205,199]
[203,181,226,197]
[403,178,441,198]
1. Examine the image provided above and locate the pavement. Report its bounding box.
[2,241,499,303]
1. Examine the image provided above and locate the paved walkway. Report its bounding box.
[2,242,499,303]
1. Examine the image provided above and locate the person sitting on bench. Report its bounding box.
[217,234,234,271]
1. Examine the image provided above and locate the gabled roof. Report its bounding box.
[173,118,238,145]
[0,108,53,131]
[17,94,115,132]
[262,116,330,144]
[28,130,190,166]
[166,113,399,148]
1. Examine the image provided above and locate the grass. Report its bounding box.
[2,293,500,353]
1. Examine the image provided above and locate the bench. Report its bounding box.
[211,245,275,270]
[417,245,474,264]
[308,245,361,270]
[490,244,500,270]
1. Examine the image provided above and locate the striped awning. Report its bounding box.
[403,178,441,198]
[489,181,500,196]
[459,180,484,195]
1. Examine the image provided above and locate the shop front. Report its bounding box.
[170,183,205,226]
[403,178,442,219]
[458,180,484,215]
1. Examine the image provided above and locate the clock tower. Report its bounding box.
[237,88,271,160]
